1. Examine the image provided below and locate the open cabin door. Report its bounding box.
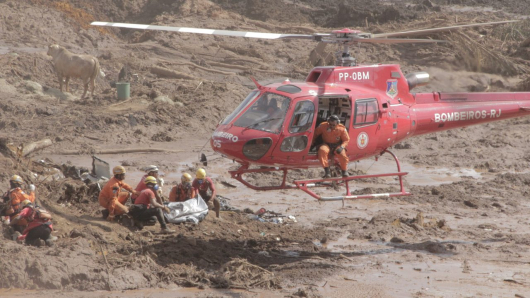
[308,95,352,155]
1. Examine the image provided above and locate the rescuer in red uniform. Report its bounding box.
[192,168,220,218]
[313,115,350,178]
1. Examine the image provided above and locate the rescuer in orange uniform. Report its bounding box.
[313,115,350,178]
[168,173,196,202]
[2,175,35,218]
[2,175,36,236]
[98,166,138,221]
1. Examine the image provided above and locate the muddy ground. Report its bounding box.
[1,0,530,297]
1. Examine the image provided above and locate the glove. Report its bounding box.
[29,184,35,192]
[335,146,344,154]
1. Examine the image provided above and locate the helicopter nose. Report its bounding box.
[211,130,239,156]
[211,128,274,162]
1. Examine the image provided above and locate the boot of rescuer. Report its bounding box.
[101,209,109,219]
[161,227,175,234]
[45,235,58,247]
[34,238,46,247]
[323,167,331,178]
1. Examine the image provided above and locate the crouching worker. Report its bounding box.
[129,176,175,233]
[98,166,138,221]
[192,168,220,218]
[133,165,165,204]
[2,175,36,238]
[10,200,56,247]
[313,115,350,178]
[2,175,36,218]
[168,173,195,202]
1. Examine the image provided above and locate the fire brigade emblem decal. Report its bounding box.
[386,80,398,98]
[357,132,369,149]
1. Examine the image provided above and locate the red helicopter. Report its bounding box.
[92,20,530,202]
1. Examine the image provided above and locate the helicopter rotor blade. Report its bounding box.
[91,21,322,40]
[371,20,519,38]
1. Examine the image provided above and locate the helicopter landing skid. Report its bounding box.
[229,164,298,191]
[294,150,411,203]
[229,150,411,201]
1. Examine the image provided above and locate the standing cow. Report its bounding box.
[47,44,100,99]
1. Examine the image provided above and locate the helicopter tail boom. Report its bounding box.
[412,92,530,136]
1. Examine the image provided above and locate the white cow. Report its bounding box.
[47,44,100,99]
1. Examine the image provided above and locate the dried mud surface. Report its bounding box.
[1,0,530,297]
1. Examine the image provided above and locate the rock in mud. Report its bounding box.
[70,229,86,238]
[464,200,479,208]
[431,187,441,195]
[154,95,174,105]
[0,79,17,94]
[390,237,404,243]
[44,87,76,101]
[394,142,412,149]
[24,80,43,94]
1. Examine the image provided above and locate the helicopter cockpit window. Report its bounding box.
[281,136,308,152]
[221,90,259,125]
[289,101,315,133]
[233,92,291,134]
[354,98,379,126]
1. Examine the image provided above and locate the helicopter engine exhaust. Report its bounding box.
[406,72,430,91]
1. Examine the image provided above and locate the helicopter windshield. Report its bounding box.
[234,92,291,134]
[221,90,259,125]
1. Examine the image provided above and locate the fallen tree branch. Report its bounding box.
[6,138,53,157]
[150,66,199,80]
[98,242,113,291]
[57,148,184,155]
[108,98,132,108]
[167,61,237,76]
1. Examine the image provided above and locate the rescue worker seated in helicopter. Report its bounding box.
[133,165,164,204]
[192,168,220,218]
[10,199,56,247]
[168,173,196,202]
[266,98,279,114]
[129,176,175,233]
[2,175,35,231]
[98,166,138,221]
[312,115,350,178]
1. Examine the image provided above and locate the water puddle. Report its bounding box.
[324,233,505,257]
[352,158,484,187]
[281,250,301,258]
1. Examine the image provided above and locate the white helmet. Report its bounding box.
[145,165,159,173]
